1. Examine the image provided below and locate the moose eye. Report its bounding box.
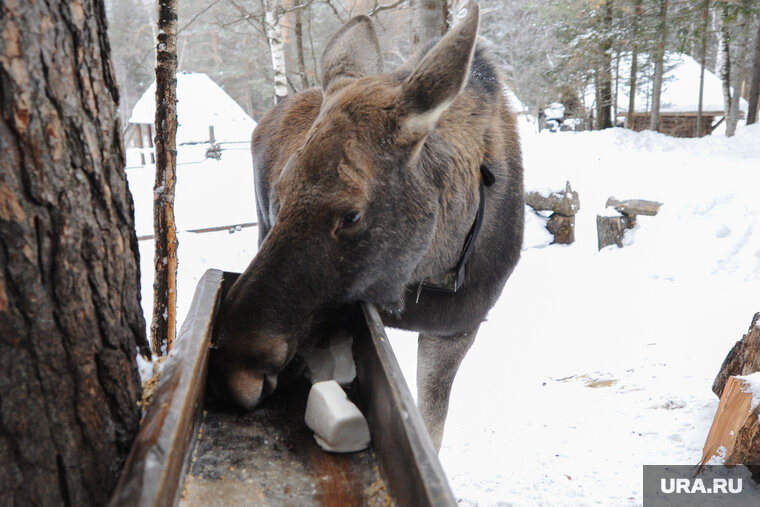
[339,211,362,229]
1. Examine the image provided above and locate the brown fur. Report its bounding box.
[210,5,524,448]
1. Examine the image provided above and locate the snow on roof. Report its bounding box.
[587,52,748,115]
[129,72,257,144]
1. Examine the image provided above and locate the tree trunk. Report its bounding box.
[411,0,447,51]
[264,0,288,103]
[0,1,149,505]
[696,0,709,136]
[650,0,669,131]
[718,16,732,133]
[295,2,310,90]
[627,50,639,128]
[725,4,751,137]
[748,19,760,125]
[152,0,179,355]
[598,0,614,130]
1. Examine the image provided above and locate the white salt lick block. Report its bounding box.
[304,380,370,453]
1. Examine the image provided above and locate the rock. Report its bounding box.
[304,380,371,453]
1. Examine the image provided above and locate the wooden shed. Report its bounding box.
[612,53,747,138]
[623,111,725,138]
[126,72,256,165]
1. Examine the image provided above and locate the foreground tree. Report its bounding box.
[151,0,179,354]
[0,1,148,504]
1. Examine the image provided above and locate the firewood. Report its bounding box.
[699,376,760,474]
[605,197,663,216]
[596,213,635,250]
[547,213,575,244]
[526,181,580,217]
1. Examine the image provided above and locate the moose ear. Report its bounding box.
[401,4,480,136]
[321,15,383,97]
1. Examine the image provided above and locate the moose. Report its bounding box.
[210,4,524,450]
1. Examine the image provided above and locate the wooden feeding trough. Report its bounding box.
[109,269,455,506]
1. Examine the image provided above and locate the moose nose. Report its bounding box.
[221,369,279,411]
[225,369,265,410]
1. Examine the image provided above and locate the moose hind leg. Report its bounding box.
[416,327,478,451]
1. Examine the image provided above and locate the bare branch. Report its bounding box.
[178,0,224,36]
[368,0,407,17]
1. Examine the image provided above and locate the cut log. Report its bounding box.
[714,313,760,397]
[526,181,580,217]
[699,375,760,478]
[605,197,662,216]
[547,213,575,244]
[596,213,636,250]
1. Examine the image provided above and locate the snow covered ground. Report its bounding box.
[128,122,760,505]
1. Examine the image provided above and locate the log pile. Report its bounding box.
[526,181,580,244]
[699,314,760,480]
[596,197,662,250]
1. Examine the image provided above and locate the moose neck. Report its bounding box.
[419,163,495,294]
[406,133,489,291]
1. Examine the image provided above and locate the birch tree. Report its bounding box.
[264,0,289,103]
[696,0,711,135]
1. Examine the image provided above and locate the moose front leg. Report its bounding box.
[416,326,478,451]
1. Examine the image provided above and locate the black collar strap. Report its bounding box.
[418,162,495,296]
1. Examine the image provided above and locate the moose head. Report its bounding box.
[210,6,488,411]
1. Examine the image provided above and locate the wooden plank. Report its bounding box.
[109,269,224,507]
[353,303,457,507]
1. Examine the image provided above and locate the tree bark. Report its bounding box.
[649,0,669,131]
[152,0,179,355]
[411,0,447,51]
[0,1,149,505]
[713,313,760,397]
[748,19,760,125]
